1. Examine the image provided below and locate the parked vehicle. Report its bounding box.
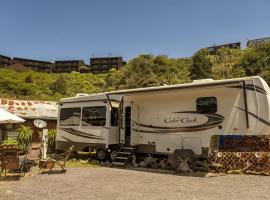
[56,76,270,165]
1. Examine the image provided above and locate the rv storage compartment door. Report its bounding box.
[183,137,202,155]
[156,134,182,153]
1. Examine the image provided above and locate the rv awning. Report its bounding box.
[0,108,25,124]
[108,79,245,95]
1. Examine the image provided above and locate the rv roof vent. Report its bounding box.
[75,93,89,97]
[192,79,214,83]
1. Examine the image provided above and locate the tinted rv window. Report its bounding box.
[82,106,106,126]
[196,97,217,113]
[111,107,119,126]
[60,107,81,126]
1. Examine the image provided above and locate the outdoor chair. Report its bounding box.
[25,143,42,168]
[39,145,74,174]
[0,145,27,177]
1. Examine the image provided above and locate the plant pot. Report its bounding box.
[39,160,55,169]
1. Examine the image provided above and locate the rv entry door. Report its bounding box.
[109,102,121,145]
[125,107,131,144]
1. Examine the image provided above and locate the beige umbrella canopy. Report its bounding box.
[0,108,25,124]
[0,108,25,141]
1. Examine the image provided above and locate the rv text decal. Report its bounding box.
[164,113,208,127]
[132,111,224,133]
[165,117,198,124]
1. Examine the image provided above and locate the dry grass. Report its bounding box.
[65,160,100,168]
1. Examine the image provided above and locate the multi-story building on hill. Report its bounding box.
[247,37,270,47]
[13,57,53,73]
[1,55,126,73]
[54,60,86,73]
[0,54,12,67]
[90,57,126,74]
[206,42,241,54]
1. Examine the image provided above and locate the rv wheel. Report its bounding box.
[109,149,118,161]
[96,149,107,161]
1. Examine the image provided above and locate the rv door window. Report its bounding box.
[82,106,106,126]
[60,107,81,126]
[111,107,119,126]
[196,97,217,113]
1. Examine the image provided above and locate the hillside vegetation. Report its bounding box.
[0,43,270,101]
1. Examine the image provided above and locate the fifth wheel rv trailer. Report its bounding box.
[56,76,270,163]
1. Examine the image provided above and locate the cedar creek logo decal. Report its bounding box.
[164,116,199,124]
[163,112,209,127]
[132,111,224,133]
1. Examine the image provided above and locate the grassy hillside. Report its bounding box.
[1,43,270,101]
[0,69,109,101]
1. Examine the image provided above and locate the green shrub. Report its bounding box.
[17,125,33,152]
[1,137,18,146]
[48,129,57,153]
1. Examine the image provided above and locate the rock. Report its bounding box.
[139,161,147,167]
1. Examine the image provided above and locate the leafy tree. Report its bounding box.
[1,45,270,101]
[108,54,191,89]
[49,75,68,95]
[191,49,213,80]
[25,74,33,83]
[235,43,270,83]
[210,47,243,79]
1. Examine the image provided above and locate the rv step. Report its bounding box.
[118,152,131,155]
[112,146,135,167]
[116,157,128,160]
[112,162,125,166]
[121,147,134,150]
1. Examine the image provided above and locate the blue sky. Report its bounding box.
[0,0,269,63]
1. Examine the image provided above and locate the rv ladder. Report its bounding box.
[112,146,135,167]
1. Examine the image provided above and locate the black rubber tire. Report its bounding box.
[96,149,107,161]
[109,149,118,161]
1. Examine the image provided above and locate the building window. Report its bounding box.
[196,97,217,113]
[60,107,81,126]
[111,107,119,126]
[82,106,106,126]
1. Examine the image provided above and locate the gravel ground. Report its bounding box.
[1,167,270,200]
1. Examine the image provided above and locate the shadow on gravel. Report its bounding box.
[68,153,227,178]
[68,153,226,179]
[0,175,21,182]
[102,165,226,178]
[39,169,67,175]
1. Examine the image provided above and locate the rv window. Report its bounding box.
[196,97,217,113]
[82,106,106,126]
[60,107,81,126]
[111,107,119,126]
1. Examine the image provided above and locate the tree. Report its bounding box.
[49,75,68,95]
[191,49,213,80]
[25,74,33,83]
[107,54,191,90]
[237,43,270,83]
[210,47,243,79]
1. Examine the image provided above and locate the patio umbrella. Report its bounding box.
[0,108,25,141]
[0,108,25,123]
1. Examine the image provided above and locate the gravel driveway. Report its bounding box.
[1,167,270,200]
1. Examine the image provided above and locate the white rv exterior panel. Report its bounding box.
[123,77,270,153]
[156,134,182,153]
[183,137,202,155]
